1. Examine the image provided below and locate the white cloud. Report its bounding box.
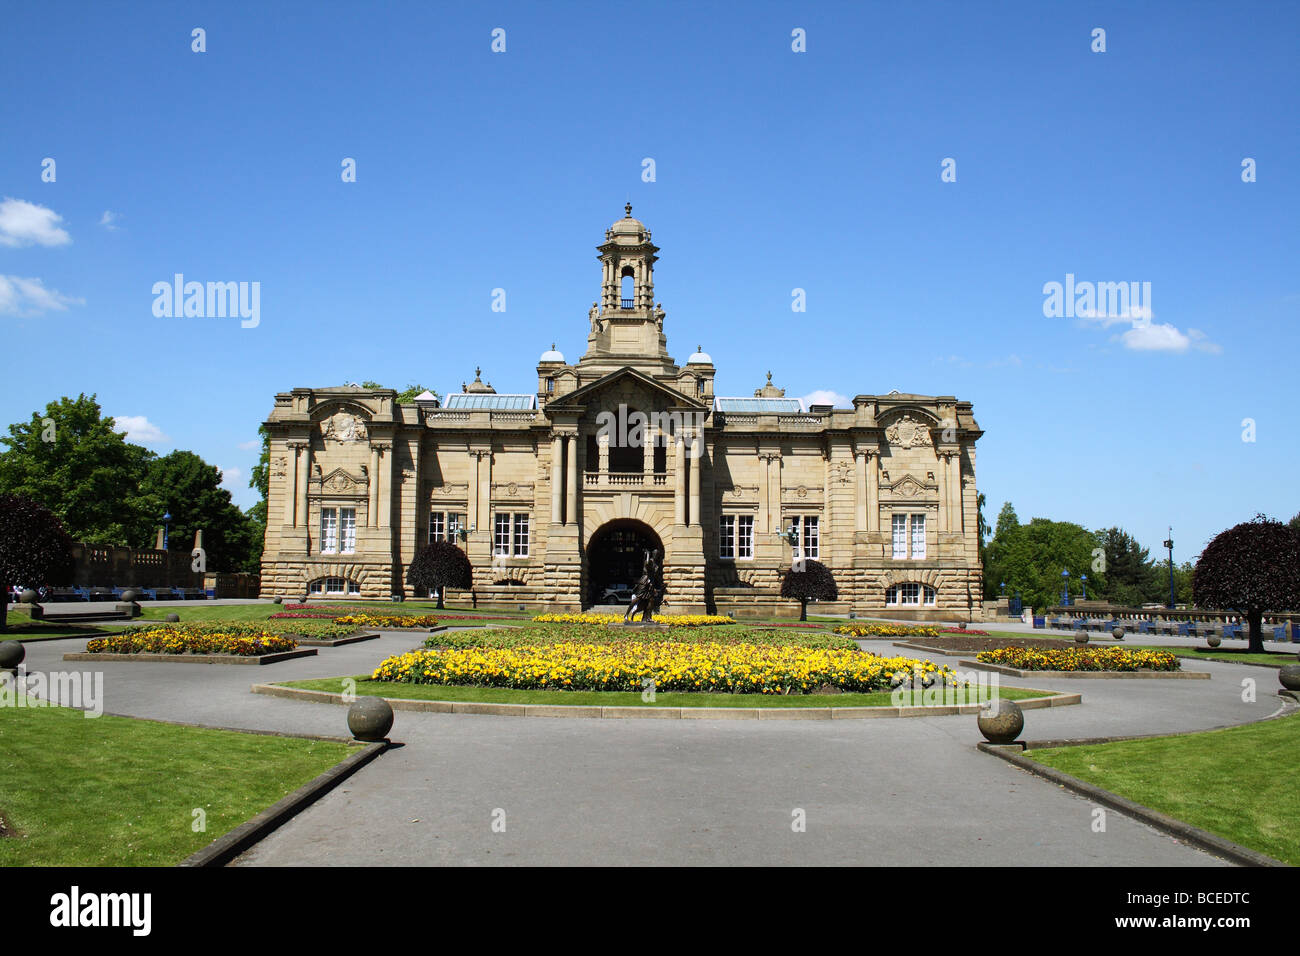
[1114,322,1220,354]
[218,466,242,487]
[0,275,84,316]
[110,415,168,444]
[798,389,849,410]
[98,210,118,231]
[0,198,72,247]
[238,439,260,451]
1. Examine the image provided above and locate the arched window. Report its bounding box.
[309,577,361,596]
[885,583,936,607]
[620,269,635,307]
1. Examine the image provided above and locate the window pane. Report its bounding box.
[341,509,356,553]
[892,514,907,560]
[429,512,444,544]
[513,514,530,557]
[321,508,338,553]
[738,515,754,559]
[911,514,926,559]
[494,514,511,555]
[719,515,735,559]
[803,515,819,559]
[924,585,936,606]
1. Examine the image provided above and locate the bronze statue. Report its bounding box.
[623,547,665,623]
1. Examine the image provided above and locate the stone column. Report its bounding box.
[294,441,311,531]
[936,452,949,533]
[480,449,493,535]
[376,443,392,529]
[642,422,655,480]
[688,431,701,527]
[566,434,578,526]
[369,445,380,527]
[674,433,686,524]
[866,451,879,533]
[550,435,563,524]
[854,451,866,532]
[950,453,963,533]
[598,433,610,485]
[286,442,301,527]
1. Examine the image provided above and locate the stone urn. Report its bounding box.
[1111,625,1125,641]
[347,697,394,741]
[977,698,1024,744]
[0,640,25,673]
[1074,629,1088,644]
[1207,634,1222,648]
[1279,665,1300,692]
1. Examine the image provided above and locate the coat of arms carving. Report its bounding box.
[885,414,931,448]
[320,411,368,443]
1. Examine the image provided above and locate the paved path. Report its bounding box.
[14,629,1291,866]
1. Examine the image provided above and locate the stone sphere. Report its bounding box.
[1207,634,1222,648]
[272,596,283,604]
[0,640,25,670]
[1074,629,1088,644]
[977,698,1024,744]
[120,589,139,603]
[1279,665,1300,692]
[347,697,394,741]
[1111,626,1125,640]
[165,613,180,623]
[19,589,38,605]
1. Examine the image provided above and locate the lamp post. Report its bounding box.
[1080,574,1088,601]
[1162,527,1174,609]
[162,510,172,550]
[1061,568,1070,606]
[1000,581,1006,596]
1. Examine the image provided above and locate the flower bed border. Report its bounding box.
[958,659,1210,679]
[251,682,1080,719]
[65,649,318,666]
[288,631,380,648]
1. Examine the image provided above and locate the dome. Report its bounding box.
[609,202,646,237]
[686,345,712,365]
[539,343,565,363]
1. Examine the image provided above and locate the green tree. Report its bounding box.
[1095,527,1154,606]
[245,425,271,571]
[360,382,437,405]
[0,494,75,633]
[780,560,839,621]
[407,541,473,608]
[138,451,258,573]
[1193,515,1300,653]
[989,516,1101,612]
[0,395,155,546]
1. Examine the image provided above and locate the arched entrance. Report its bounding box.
[585,519,663,607]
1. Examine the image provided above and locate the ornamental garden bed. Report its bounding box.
[532,612,735,627]
[260,677,1072,718]
[64,625,316,665]
[426,623,857,652]
[895,635,1074,655]
[963,646,1208,679]
[833,623,991,639]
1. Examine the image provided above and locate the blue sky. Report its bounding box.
[1,0,1296,564]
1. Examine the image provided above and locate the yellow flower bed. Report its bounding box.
[833,623,941,638]
[373,641,954,694]
[976,646,1180,672]
[531,612,734,627]
[86,626,298,656]
[333,614,439,629]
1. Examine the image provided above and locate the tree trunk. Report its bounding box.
[0,581,7,634]
[436,589,445,610]
[800,598,808,622]
[1247,609,1264,654]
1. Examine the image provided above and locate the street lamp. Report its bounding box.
[162,510,172,550]
[1162,527,1175,609]
[1080,573,1088,601]
[1060,568,1070,607]
[999,581,1006,595]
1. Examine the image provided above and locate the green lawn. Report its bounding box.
[1027,714,1300,865]
[281,675,1053,709]
[0,706,354,866]
[0,620,124,642]
[1131,644,1296,669]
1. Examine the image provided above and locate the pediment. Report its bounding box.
[546,366,706,417]
[312,467,369,495]
[883,473,934,498]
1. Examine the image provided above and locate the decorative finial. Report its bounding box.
[475,365,482,380]
[766,370,772,383]
[551,343,556,350]
[625,202,632,217]
[697,344,702,352]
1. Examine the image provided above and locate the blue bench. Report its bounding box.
[1033,616,1045,629]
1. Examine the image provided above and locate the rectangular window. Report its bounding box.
[428,512,444,544]
[340,508,356,554]
[899,582,921,605]
[802,515,819,559]
[892,514,907,560]
[448,513,463,541]
[494,513,511,556]
[719,515,736,559]
[321,508,338,554]
[910,513,926,560]
[736,515,754,559]
[513,513,530,557]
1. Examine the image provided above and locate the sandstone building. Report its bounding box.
[259,208,984,619]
